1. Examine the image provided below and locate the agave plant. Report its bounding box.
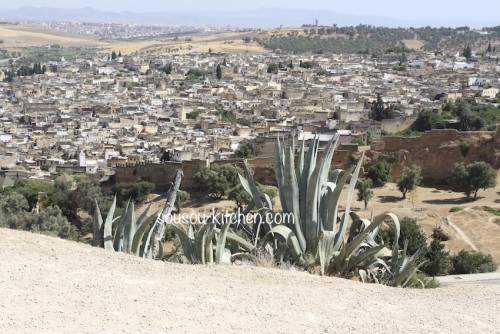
[168,217,256,264]
[93,196,159,258]
[237,135,423,284]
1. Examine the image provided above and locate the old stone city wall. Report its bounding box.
[115,150,352,190]
[114,159,208,191]
[368,128,500,182]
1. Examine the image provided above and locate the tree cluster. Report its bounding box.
[0,177,115,240]
[379,217,496,277]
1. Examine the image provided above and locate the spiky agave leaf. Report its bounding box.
[103,196,118,250]
[323,165,355,232]
[317,230,336,275]
[215,222,231,264]
[242,160,264,209]
[92,199,104,247]
[139,216,158,258]
[194,221,215,264]
[122,201,137,253]
[259,225,304,263]
[333,152,365,252]
[171,223,196,263]
[131,204,153,256]
[113,200,131,252]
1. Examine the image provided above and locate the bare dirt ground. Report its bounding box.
[0,25,106,49]
[353,179,500,265]
[1,228,499,333]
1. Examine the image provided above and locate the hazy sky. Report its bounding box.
[1,0,500,22]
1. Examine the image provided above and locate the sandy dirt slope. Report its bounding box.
[1,228,499,333]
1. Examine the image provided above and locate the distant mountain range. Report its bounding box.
[0,6,497,29]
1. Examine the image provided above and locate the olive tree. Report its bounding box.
[396,165,422,199]
[448,161,497,200]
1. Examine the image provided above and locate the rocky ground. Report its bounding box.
[1,228,499,333]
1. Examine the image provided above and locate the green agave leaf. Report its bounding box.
[333,152,365,252]
[344,244,388,274]
[242,160,264,209]
[225,232,255,252]
[102,195,117,250]
[195,221,215,264]
[171,224,195,263]
[131,206,154,256]
[215,222,231,264]
[282,144,306,252]
[113,199,130,252]
[263,193,273,210]
[93,199,104,247]
[260,225,304,262]
[324,165,355,232]
[139,215,157,258]
[317,230,336,275]
[122,201,136,253]
[358,269,368,283]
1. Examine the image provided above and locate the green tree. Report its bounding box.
[234,143,255,159]
[356,178,373,210]
[448,161,497,200]
[193,164,241,199]
[412,110,442,132]
[122,180,156,202]
[366,160,392,186]
[228,184,252,207]
[267,63,279,74]
[25,206,77,240]
[396,165,422,199]
[422,237,452,277]
[370,93,394,121]
[463,45,472,59]
[111,51,117,60]
[216,64,222,80]
[12,179,53,210]
[174,190,190,212]
[185,68,205,81]
[0,192,29,229]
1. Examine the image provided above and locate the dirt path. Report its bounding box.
[1,228,500,333]
[447,208,478,251]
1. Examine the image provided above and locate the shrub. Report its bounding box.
[482,206,500,216]
[450,250,497,274]
[379,217,427,258]
[122,180,156,202]
[174,190,190,212]
[459,142,470,157]
[234,143,254,158]
[449,206,463,212]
